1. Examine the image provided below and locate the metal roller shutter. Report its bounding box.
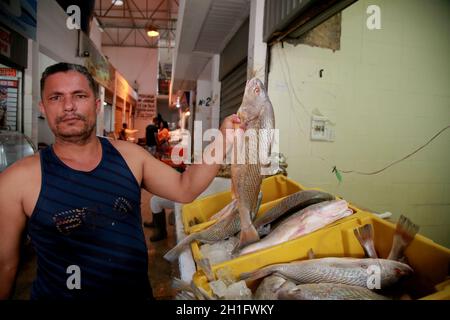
[219,60,247,124]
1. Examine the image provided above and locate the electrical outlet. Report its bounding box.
[311,115,334,141]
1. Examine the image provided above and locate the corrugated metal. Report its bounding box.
[220,61,247,124]
[264,0,357,43]
[263,0,313,42]
[195,0,251,53]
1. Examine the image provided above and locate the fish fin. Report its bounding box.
[163,233,196,262]
[236,224,260,250]
[252,191,263,220]
[387,215,419,261]
[209,199,237,221]
[239,267,274,282]
[172,277,192,292]
[175,292,196,300]
[353,224,378,258]
[196,258,215,282]
[307,248,315,260]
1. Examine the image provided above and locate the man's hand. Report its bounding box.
[220,114,246,154]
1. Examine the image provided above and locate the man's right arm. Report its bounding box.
[0,162,28,299]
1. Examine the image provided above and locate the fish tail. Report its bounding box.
[239,266,275,282]
[387,215,419,261]
[163,233,197,262]
[172,277,192,292]
[353,224,378,258]
[237,224,260,250]
[196,258,214,281]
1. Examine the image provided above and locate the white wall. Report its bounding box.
[23,40,39,147]
[89,18,103,52]
[268,0,450,247]
[248,0,267,81]
[37,53,57,146]
[102,47,158,95]
[102,46,158,138]
[196,59,213,129]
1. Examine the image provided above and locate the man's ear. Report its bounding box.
[38,101,46,118]
[95,98,101,114]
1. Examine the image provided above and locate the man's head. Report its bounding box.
[122,123,127,129]
[39,63,100,144]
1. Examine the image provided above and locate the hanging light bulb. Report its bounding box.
[146,25,159,37]
[112,0,123,6]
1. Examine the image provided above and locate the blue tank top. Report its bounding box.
[28,137,152,300]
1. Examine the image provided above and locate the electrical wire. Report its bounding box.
[338,125,450,175]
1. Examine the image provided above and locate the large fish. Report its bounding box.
[240,257,413,289]
[277,283,389,300]
[253,190,335,230]
[231,78,275,250]
[253,275,296,300]
[163,207,240,262]
[239,200,353,256]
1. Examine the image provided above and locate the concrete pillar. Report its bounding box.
[248,0,267,82]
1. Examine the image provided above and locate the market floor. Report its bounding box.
[12,189,179,300]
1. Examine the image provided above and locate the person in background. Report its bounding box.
[0,62,243,300]
[119,123,128,141]
[145,117,159,156]
[157,121,170,155]
[144,195,174,241]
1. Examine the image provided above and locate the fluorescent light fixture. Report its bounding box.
[112,0,123,6]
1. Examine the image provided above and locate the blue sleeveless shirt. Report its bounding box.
[28,137,152,300]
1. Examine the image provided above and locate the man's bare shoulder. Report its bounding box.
[109,139,149,158]
[0,153,40,186]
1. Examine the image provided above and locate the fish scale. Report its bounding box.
[278,283,389,300]
[240,258,414,289]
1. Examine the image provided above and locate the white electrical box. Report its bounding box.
[311,115,335,141]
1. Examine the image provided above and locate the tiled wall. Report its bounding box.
[267,0,450,247]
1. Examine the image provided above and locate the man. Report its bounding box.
[0,63,241,300]
[145,116,159,156]
[118,122,128,140]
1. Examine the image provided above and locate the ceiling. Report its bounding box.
[172,0,250,92]
[94,0,178,48]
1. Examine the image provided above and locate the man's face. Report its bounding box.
[39,71,100,143]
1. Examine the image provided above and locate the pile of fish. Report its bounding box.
[172,215,420,300]
[163,189,340,262]
[246,215,419,300]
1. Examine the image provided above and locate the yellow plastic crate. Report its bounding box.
[182,175,305,234]
[191,210,450,300]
